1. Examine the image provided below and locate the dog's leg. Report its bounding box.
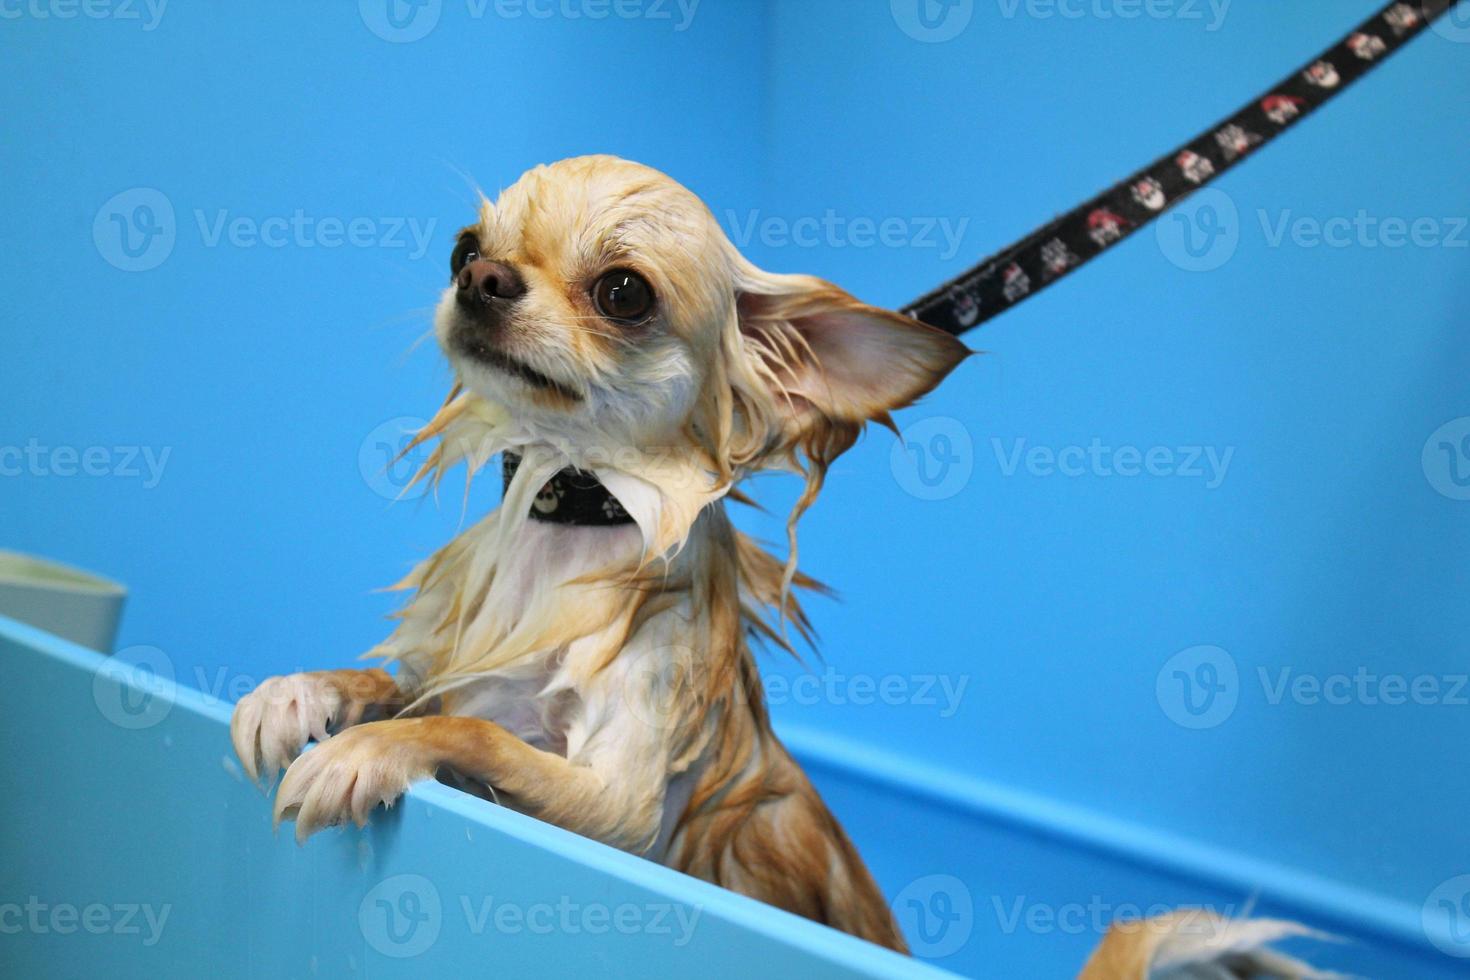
[272,716,660,849]
[672,747,909,952]
[230,668,403,784]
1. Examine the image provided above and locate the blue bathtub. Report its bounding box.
[0,615,1460,978]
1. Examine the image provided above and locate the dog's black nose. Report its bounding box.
[456,259,526,309]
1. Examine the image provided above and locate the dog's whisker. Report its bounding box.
[363,306,439,332]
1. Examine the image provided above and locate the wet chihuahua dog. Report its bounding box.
[232,156,1323,973]
[232,155,964,950]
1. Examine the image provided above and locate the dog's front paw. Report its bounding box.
[272,720,438,843]
[230,673,350,784]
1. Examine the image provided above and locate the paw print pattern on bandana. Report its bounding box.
[502,452,636,527]
[532,478,564,515]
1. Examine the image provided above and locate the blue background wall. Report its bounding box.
[2,0,1468,968]
[749,0,1470,925]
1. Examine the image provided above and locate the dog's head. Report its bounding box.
[435,155,968,483]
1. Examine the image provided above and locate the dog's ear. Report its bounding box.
[736,272,971,427]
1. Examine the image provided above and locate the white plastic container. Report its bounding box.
[0,549,125,653]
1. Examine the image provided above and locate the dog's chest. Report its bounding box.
[442,659,575,757]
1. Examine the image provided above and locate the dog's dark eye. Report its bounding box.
[450,236,480,278]
[592,269,655,324]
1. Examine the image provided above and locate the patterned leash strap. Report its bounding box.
[902,0,1458,336]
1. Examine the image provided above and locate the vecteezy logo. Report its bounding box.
[890,416,974,501]
[1422,417,1470,501]
[619,643,699,734]
[1429,0,1470,44]
[359,874,442,958]
[891,875,973,958]
[1423,874,1470,958]
[92,645,176,730]
[359,0,442,42]
[1156,645,1239,729]
[891,0,973,43]
[360,416,432,501]
[93,188,176,272]
[1155,188,1240,273]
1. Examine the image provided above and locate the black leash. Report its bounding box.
[903,0,1458,336]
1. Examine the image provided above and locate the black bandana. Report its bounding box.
[501,451,635,527]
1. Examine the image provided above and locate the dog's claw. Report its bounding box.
[270,722,433,844]
[230,674,347,790]
[229,694,264,784]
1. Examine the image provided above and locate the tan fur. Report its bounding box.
[232,156,1320,974]
[1077,912,1332,979]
